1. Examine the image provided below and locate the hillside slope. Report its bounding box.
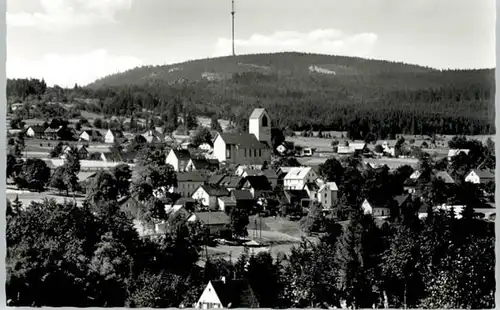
[84,52,495,136]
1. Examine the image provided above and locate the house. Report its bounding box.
[434,170,455,185]
[176,171,206,197]
[188,212,231,236]
[100,152,124,162]
[104,129,125,144]
[317,182,339,209]
[10,102,24,111]
[261,169,278,188]
[207,174,227,186]
[164,204,191,221]
[217,196,237,212]
[242,175,273,198]
[283,167,318,190]
[186,157,220,172]
[465,169,495,184]
[196,277,259,309]
[191,184,230,209]
[448,149,470,162]
[303,182,320,200]
[394,194,411,212]
[235,165,263,176]
[174,197,197,211]
[218,175,245,191]
[213,108,272,165]
[166,148,192,172]
[44,126,65,140]
[142,129,165,143]
[79,130,103,142]
[282,190,311,208]
[337,142,368,155]
[239,169,262,178]
[361,199,390,217]
[231,189,255,209]
[61,145,89,160]
[25,125,45,139]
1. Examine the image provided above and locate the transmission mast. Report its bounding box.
[231,0,235,56]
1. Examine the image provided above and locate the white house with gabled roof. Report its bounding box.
[283,166,318,190]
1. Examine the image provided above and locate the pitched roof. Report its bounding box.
[207,174,226,185]
[210,279,260,308]
[28,125,45,134]
[262,169,278,179]
[175,197,196,206]
[219,175,244,188]
[394,194,410,207]
[177,171,205,182]
[217,133,268,149]
[249,108,267,120]
[435,171,455,184]
[190,157,219,170]
[245,175,272,191]
[283,190,310,204]
[193,211,231,226]
[319,182,338,192]
[448,149,470,157]
[284,167,313,180]
[231,190,254,201]
[218,196,237,206]
[243,169,261,176]
[304,182,320,191]
[81,129,102,137]
[108,129,124,137]
[199,184,230,197]
[473,169,495,179]
[171,148,191,160]
[44,126,63,133]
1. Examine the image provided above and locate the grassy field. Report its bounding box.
[6,188,86,207]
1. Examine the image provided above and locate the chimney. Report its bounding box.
[221,276,226,284]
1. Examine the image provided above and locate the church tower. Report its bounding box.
[249,108,271,147]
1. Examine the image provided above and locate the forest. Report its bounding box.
[7,52,495,138]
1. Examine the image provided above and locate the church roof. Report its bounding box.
[217,133,268,149]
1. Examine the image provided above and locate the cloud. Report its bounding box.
[7,49,143,87]
[213,29,378,58]
[7,0,132,29]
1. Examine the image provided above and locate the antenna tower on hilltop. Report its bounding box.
[231,0,236,56]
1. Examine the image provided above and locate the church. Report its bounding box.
[212,108,272,165]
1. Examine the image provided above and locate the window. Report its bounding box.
[254,149,257,157]
[226,144,231,158]
[259,149,262,157]
[244,149,247,157]
[262,114,268,127]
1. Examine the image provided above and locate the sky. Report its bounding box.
[6,0,496,87]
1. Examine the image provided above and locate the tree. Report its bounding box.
[271,127,285,153]
[318,157,344,183]
[191,126,213,147]
[49,142,64,158]
[374,144,384,154]
[7,154,21,179]
[10,118,25,129]
[246,252,280,307]
[227,205,250,239]
[14,158,50,191]
[126,271,188,308]
[210,115,223,132]
[299,202,326,235]
[111,164,132,197]
[50,166,68,194]
[86,170,119,205]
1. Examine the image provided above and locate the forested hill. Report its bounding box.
[89,52,438,87]
[10,52,496,138]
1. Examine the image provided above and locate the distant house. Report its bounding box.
[142,129,165,143]
[61,145,88,160]
[261,169,278,188]
[409,170,421,180]
[166,148,192,172]
[191,184,230,209]
[242,175,273,198]
[362,199,390,217]
[11,102,24,111]
[196,277,259,309]
[79,129,103,142]
[317,182,339,209]
[231,189,255,209]
[104,129,125,144]
[448,149,470,162]
[394,194,411,211]
[44,126,65,140]
[282,190,311,208]
[283,167,318,190]
[207,174,227,186]
[100,152,124,162]
[25,125,45,139]
[337,142,368,155]
[465,169,495,184]
[186,157,220,172]
[239,169,262,178]
[188,212,231,236]
[434,170,455,185]
[218,196,237,212]
[218,175,245,192]
[176,171,206,197]
[303,182,320,200]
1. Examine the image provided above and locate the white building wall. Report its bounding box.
[213,135,227,163]
[196,282,223,309]
[165,150,180,171]
[465,171,480,184]
[104,130,114,144]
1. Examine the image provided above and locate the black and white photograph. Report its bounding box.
[4,0,496,308]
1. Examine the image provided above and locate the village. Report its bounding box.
[7,105,496,266]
